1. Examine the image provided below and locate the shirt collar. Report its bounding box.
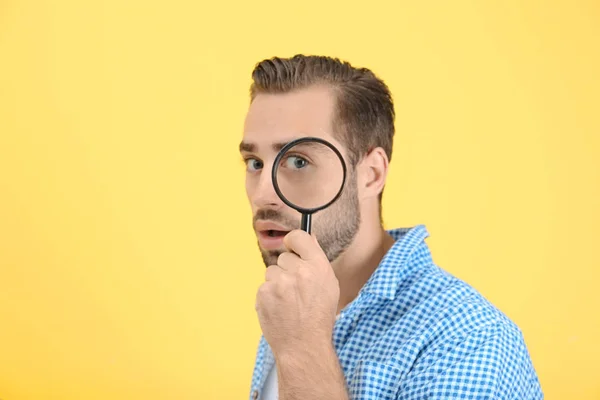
[359,224,431,300]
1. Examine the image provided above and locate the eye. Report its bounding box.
[285,155,309,170]
[245,158,263,172]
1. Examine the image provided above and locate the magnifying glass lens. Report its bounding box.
[274,141,345,210]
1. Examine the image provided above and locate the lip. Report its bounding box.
[255,220,292,232]
[255,220,292,250]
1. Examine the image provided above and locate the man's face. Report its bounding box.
[240,86,361,267]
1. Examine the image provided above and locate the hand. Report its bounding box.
[255,229,340,358]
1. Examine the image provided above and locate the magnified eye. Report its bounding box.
[245,158,263,171]
[285,156,308,170]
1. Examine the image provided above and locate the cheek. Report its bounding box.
[245,177,254,200]
[245,174,259,205]
[320,183,358,219]
[313,204,336,227]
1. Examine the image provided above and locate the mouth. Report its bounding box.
[257,228,291,250]
[254,219,295,250]
[262,229,289,238]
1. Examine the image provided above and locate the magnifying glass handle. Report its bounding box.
[301,213,312,235]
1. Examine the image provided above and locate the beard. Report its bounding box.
[255,175,361,267]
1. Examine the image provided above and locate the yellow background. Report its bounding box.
[1,1,598,399]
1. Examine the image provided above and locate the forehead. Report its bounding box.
[241,86,341,153]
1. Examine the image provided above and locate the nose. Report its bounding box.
[251,165,282,209]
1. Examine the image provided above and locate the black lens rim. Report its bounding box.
[271,136,347,214]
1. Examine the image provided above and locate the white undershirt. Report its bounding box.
[261,363,279,400]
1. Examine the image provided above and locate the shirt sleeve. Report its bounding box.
[396,322,543,400]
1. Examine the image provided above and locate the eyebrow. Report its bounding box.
[238,141,296,153]
[238,141,255,153]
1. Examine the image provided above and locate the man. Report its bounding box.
[240,55,543,399]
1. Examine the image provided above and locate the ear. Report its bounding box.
[357,147,389,200]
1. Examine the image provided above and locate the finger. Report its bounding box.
[265,264,284,281]
[255,282,273,311]
[283,229,326,262]
[277,251,303,272]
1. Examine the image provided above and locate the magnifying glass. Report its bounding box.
[272,137,347,234]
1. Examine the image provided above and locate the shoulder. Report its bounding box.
[388,272,543,399]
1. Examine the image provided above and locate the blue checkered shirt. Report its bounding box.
[249,225,543,399]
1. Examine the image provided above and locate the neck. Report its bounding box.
[331,214,396,314]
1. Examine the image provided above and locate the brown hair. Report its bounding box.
[249,54,396,205]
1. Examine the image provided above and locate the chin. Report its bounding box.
[260,250,281,268]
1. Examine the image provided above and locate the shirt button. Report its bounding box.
[252,390,259,400]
